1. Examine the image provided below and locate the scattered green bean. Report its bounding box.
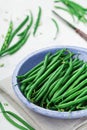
[1,21,13,51]
[33,6,42,36]
[51,18,59,39]
[54,0,87,23]
[0,33,30,56]
[8,15,29,43]
[0,103,35,130]
[18,11,33,37]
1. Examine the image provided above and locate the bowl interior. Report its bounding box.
[12,46,87,119]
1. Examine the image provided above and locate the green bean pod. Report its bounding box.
[51,18,59,39]
[54,79,87,104]
[0,32,30,56]
[49,59,73,100]
[17,49,65,79]
[0,103,35,130]
[18,11,33,37]
[8,15,29,43]
[33,6,42,36]
[60,87,87,104]
[5,111,35,130]
[27,60,61,99]
[34,63,65,102]
[35,53,50,80]
[52,64,86,100]
[56,95,87,109]
[1,21,13,51]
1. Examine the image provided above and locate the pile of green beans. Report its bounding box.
[54,0,87,23]
[17,48,87,112]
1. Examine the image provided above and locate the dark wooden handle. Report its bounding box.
[76,28,87,41]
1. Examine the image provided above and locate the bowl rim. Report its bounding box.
[12,45,87,119]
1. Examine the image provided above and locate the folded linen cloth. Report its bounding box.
[0,76,87,130]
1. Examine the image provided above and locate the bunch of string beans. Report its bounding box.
[54,0,87,23]
[0,7,42,57]
[17,48,87,112]
[0,103,35,130]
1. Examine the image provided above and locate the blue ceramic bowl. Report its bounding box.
[12,46,87,119]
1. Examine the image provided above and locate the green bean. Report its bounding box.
[5,111,35,130]
[76,89,87,100]
[35,53,50,80]
[34,63,65,102]
[25,83,33,93]
[54,6,69,12]
[20,74,36,84]
[18,11,33,37]
[17,51,55,79]
[0,103,34,130]
[63,51,74,61]
[33,6,42,36]
[33,63,64,97]
[28,60,61,99]
[50,64,86,103]
[26,84,35,99]
[73,61,84,70]
[18,67,40,82]
[26,74,52,100]
[51,18,59,39]
[47,49,66,68]
[72,58,80,65]
[28,67,40,77]
[68,0,87,16]
[51,64,86,99]
[40,79,59,107]
[0,16,30,57]
[70,88,87,111]
[1,21,13,51]
[60,87,87,104]
[17,62,43,79]
[56,95,87,109]
[9,33,30,54]
[54,79,87,104]
[0,31,30,57]
[17,49,65,79]
[36,71,55,91]
[77,106,87,110]
[68,4,85,22]
[54,6,75,20]
[67,72,87,90]
[49,59,73,100]
[8,15,29,43]
[56,0,87,23]
[20,83,26,92]
[69,1,87,22]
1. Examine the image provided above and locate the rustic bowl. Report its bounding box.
[12,46,87,119]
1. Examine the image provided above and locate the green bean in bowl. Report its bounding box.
[12,46,87,119]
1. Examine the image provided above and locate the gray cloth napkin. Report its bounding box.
[0,76,87,130]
